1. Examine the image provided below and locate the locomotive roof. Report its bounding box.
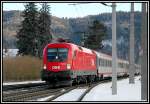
[95,51,129,63]
[47,42,73,46]
[47,42,95,54]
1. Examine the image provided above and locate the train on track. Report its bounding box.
[41,42,140,86]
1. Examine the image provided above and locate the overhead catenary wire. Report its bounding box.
[68,3,112,46]
[70,3,92,23]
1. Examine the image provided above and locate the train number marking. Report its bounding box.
[52,66,60,69]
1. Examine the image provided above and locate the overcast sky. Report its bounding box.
[3,2,142,18]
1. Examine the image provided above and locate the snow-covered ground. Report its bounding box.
[82,76,141,101]
[49,76,142,101]
[3,49,18,57]
[3,80,45,86]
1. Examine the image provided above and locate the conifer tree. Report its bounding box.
[37,3,52,57]
[16,3,39,56]
[84,20,107,50]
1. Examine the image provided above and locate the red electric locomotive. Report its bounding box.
[41,42,141,86]
[41,42,97,86]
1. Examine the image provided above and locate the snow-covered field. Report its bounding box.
[3,49,18,57]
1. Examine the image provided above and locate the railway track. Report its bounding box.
[3,84,49,98]
[3,76,129,102]
[77,76,129,101]
[77,80,111,101]
[49,80,112,101]
[3,84,71,101]
[51,76,129,101]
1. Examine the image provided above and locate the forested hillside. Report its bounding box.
[3,10,141,63]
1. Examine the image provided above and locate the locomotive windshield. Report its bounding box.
[47,48,68,62]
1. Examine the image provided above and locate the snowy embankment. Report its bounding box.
[50,76,141,101]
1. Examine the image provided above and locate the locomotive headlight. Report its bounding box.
[67,64,71,69]
[43,64,46,70]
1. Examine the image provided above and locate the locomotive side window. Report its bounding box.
[73,50,77,59]
[47,48,68,62]
[110,61,112,66]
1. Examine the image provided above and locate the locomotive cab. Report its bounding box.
[41,42,97,86]
[41,43,73,85]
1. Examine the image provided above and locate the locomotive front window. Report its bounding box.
[47,48,68,62]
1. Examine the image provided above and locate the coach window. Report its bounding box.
[102,60,104,66]
[122,63,124,68]
[99,59,101,66]
[123,63,125,68]
[110,61,112,66]
[121,63,123,68]
[119,63,121,68]
[107,61,108,67]
[127,64,129,69]
[104,60,106,66]
[103,60,105,66]
[126,64,128,69]
[120,63,122,68]
[101,59,103,66]
[104,60,106,67]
